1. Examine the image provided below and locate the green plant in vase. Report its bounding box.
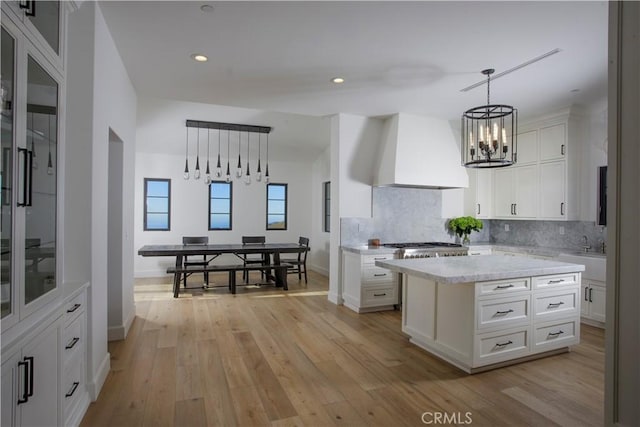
[448,216,483,245]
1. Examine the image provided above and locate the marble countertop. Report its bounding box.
[376,255,585,284]
[341,245,398,255]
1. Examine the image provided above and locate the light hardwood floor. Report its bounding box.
[81,271,604,426]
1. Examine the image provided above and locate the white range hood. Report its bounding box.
[374,113,469,189]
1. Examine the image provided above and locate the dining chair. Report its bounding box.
[182,236,209,288]
[281,236,309,284]
[241,236,267,283]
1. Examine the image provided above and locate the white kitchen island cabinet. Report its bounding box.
[376,255,584,373]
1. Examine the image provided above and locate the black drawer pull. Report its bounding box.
[495,340,513,348]
[67,303,81,313]
[547,302,565,308]
[548,330,564,337]
[548,279,565,284]
[495,309,514,315]
[495,284,514,289]
[373,293,387,297]
[65,382,80,398]
[373,273,387,277]
[373,257,386,260]
[66,337,80,350]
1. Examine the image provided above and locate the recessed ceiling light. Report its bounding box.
[200,4,214,13]
[191,53,208,62]
[331,77,345,84]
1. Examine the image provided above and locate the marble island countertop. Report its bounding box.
[376,255,585,283]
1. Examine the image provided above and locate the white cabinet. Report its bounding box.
[539,123,566,161]
[582,281,606,324]
[539,161,567,219]
[516,130,538,165]
[493,165,538,219]
[464,169,493,218]
[341,251,398,313]
[1,316,61,426]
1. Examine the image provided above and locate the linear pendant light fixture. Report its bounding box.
[461,68,517,168]
[185,120,272,185]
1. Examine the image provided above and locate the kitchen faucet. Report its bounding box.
[581,235,591,253]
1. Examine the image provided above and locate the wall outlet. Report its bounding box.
[504,224,510,232]
[559,226,565,235]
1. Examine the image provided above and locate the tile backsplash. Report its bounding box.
[340,187,606,251]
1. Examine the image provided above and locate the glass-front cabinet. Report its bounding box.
[1,7,62,330]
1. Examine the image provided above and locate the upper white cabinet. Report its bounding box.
[539,161,566,219]
[516,130,538,165]
[3,1,66,71]
[539,123,566,161]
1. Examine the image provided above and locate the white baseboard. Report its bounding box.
[87,351,111,401]
[108,310,135,341]
[308,263,329,277]
[327,291,342,305]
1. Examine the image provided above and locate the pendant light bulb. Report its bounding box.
[205,128,211,184]
[215,129,222,178]
[256,133,262,182]
[264,133,270,184]
[235,131,243,178]
[46,114,53,175]
[244,130,251,185]
[194,128,201,180]
[183,127,190,180]
[225,129,231,182]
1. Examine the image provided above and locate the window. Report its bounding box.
[144,178,170,230]
[209,181,232,230]
[266,183,287,230]
[323,181,330,232]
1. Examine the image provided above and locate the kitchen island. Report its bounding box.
[376,255,585,373]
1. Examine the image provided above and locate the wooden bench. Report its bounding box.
[167,263,292,297]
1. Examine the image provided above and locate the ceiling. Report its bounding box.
[99,1,608,121]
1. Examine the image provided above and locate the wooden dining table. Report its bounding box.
[137,243,309,294]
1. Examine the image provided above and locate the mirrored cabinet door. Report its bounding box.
[24,55,57,306]
[1,27,16,319]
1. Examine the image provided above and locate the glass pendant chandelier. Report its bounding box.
[183,127,190,180]
[184,120,272,184]
[461,68,518,168]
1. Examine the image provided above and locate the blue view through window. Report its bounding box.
[209,181,232,230]
[144,178,170,231]
[266,183,287,230]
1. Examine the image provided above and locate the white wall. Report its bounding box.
[329,114,384,304]
[579,103,608,222]
[66,2,137,400]
[310,146,330,275]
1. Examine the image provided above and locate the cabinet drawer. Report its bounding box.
[477,295,530,330]
[533,319,579,352]
[63,354,84,414]
[362,285,397,307]
[64,291,86,325]
[476,278,530,298]
[63,313,85,365]
[474,327,530,366]
[362,267,395,283]
[533,273,580,290]
[533,288,579,320]
[362,254,395,266]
